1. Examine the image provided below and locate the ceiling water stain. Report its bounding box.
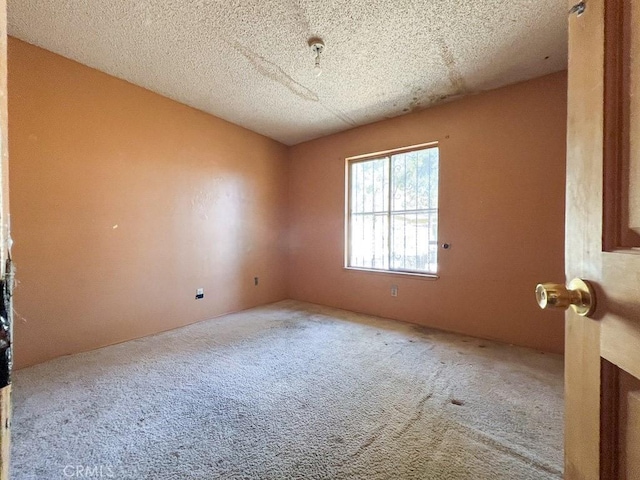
[230,41,319,103]
[435,37,468,95]
[290,0,312,36]
[403,39,468,114]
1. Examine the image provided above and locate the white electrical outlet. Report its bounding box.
[195,288,204,299]
[391,285,398,297]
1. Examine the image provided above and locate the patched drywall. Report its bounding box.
[287,72,568,353]
[7,0,568,145]
[9,38,289,368]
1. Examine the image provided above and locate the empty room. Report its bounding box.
[1,0,639,479]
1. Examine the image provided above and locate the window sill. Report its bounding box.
[343,267,439,280]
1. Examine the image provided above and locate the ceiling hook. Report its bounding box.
[308,38,325,77]
[569,2,586,17]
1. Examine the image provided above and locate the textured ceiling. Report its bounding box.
[8,1,568,145]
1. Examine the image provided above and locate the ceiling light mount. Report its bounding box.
[308,37,325,76]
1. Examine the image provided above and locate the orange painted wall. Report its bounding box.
[9,36,567,366]
[9,38,289,368]
[288,72,567,353]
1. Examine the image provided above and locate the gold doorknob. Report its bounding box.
[535,278,596,317]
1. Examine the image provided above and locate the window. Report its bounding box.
[346,144,439,275]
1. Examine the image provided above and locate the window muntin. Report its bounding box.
[347,145,439,275]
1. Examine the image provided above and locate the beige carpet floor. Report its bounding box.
[11,300,564,479]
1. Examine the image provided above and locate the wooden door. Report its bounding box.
[564,0,640,478]
[0,0,11,478]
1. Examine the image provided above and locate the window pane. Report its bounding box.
[415,148,439,210]
[391,148,439,212]
[351,157,388,214]
[390,212,438,273]
[350,213,389,269]
[351,161,363,213]
[348,146,438,274]
[391,153,407,211]
[391,150,419,211]
[428,148,439,209]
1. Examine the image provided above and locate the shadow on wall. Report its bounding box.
[8,38,289,369]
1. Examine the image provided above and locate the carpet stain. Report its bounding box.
[10,300,564,480]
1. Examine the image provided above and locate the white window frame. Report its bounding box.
[345,142,439,278]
